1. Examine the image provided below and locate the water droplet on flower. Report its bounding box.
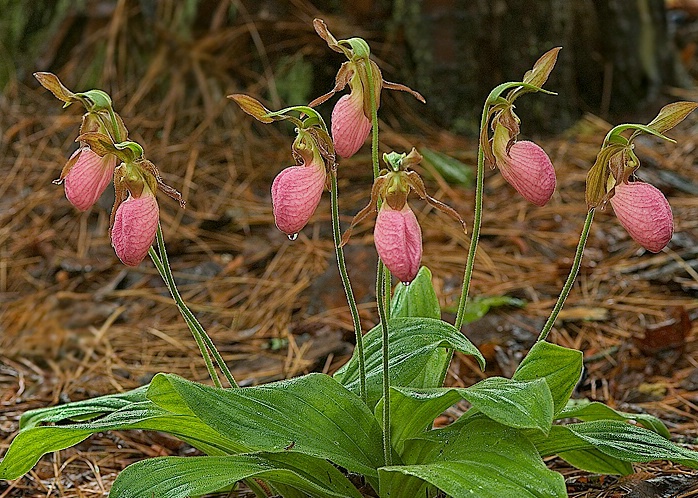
[288,233,298,241]
[401,281,411,286]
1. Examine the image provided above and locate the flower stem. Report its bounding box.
[365,56,392,464]
[149,224,239,388]
[377,259,392,465]
[454,103,489,330]
[330,166,367,403]
[537,209,595,342]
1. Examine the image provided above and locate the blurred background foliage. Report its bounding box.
[1,0,696,137]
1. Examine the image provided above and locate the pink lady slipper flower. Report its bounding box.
[309,19,425,158]
[331,90,372,159]
[583,103,698,253]
[609,181,673,253]
[109,157,184,266]
[111,189,159,266]
[492,121,556,206]
[271,156,327,236]
[270,130,328,237]
[59,147,118,211]
[343,149,466,284]
[374,203,422,283]
[34,72,130,211]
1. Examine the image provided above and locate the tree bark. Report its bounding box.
[367,0,689,134]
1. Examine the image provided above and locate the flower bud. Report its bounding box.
[63,148,117,211]
[271,159,326,236]
[374,203,422,284]
[111,192,159,266]
[498,140,556,206]
[332,93,372,158]
[609,181,673,253]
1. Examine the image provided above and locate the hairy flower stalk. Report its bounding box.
[455,48,561,330]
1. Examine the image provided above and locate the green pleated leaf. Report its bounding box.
[0,400,242,480]
[390,267,452,391]
[109,452,362,498]
[389,376,553,457]
[419,148,474,186]
[567,420,698,468]
[527,425,633,475]
[380,419,566,498]
[461,376,553,434]
[334,317,485,408]
[559,448,634,475]
[448,295,526,325]
[390,266,441,320]
[146,373,384,479]
[559,398,671,438]
[513,341,582,416]
[20,385,149,429]
[389,387,462,454]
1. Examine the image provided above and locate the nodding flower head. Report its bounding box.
[109,158,184,267]
[332,87,372,158]
[271,131,328,236]
[60,147,117,211]
[309,19,424,159]
[609,181,673,253]
[111,189,159,266]
[374,203,422,284]
[271,158,326,236]
[492,122,556,206]
[343,149,466,284]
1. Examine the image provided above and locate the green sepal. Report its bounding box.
[228,94,279,124]
[522,47,562,89]
[34,72,77,106]
[606,123,675,145]
[113,140,144,159]
[76,133,143,164]
[265,104,326,128]
[75,89,113,111]
[486,81,556,108]
[585,143,625,209]
[344,37,371,59]
[75,132,119,159]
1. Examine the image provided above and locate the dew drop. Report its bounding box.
[288,233,298,241]
[401,281,411,286]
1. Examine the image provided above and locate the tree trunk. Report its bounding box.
[349,0,689,134]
